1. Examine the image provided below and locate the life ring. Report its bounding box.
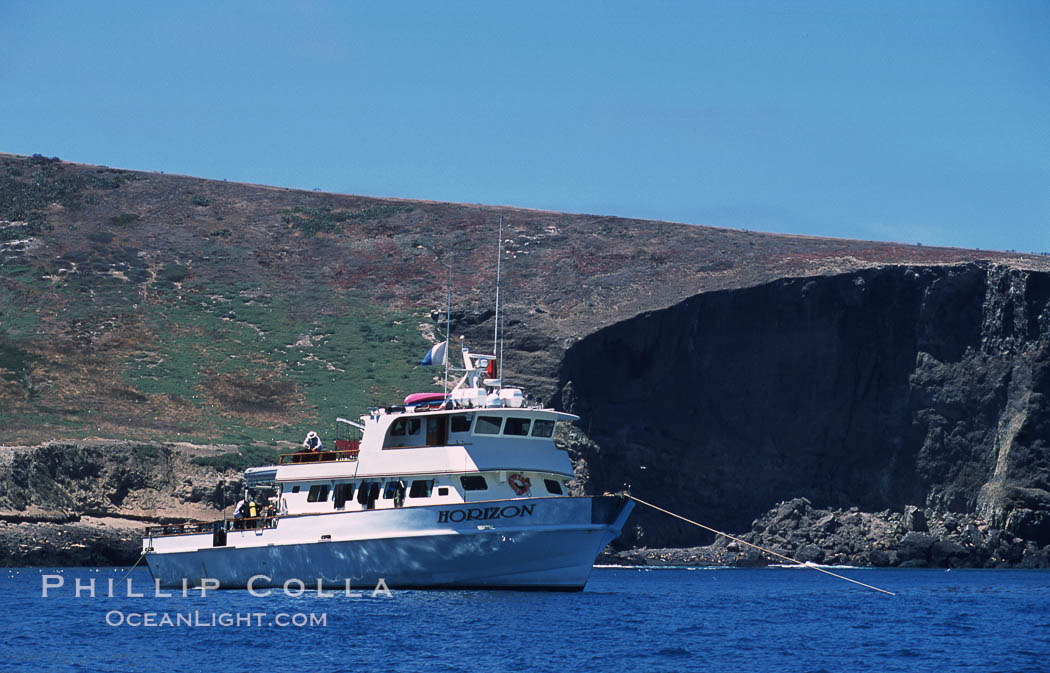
[508,473,531,496]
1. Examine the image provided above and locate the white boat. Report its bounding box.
[142,344,634,590]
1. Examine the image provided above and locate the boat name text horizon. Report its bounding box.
[438,504,535,523]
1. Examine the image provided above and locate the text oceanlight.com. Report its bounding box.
[41,574,394,627]
[105,611,327,628]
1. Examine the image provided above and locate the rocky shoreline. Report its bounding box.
[6,496,1049,569]
[601,498,1050,569]
[0,515,142,566]
[2,440,1049,569]
[0,440,242,567]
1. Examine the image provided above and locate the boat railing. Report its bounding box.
[278,446,359,464]
[145,516,279,537]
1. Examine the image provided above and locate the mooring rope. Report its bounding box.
[118,551,148,583]
[626,495,896,596]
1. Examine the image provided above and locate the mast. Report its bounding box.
[493,215,503,364]
[498,281,505,392]
[444,255,452,398]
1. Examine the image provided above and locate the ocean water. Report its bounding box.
[1,566,1048,673]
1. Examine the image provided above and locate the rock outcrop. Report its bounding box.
[602,497,1050,569]
[0,441,240,566]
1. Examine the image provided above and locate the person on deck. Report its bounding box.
[303,431,323,452]
[232,498,245,530]
[246,498,258,529]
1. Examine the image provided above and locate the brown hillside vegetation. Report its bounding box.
[1,151,1046,445]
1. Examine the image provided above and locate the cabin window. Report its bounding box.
[475,416,502,434]
[532,420,556,438]
[437,486,449,496]
[391,418,421,436]
[450,414,472,433]
[291,485,301,493]
[460,475,488,491]
[504,417,531,436]
[383,480,406,507]
[383,481,402,499]
[307,485,330,503]
[544,479,563,495]
[409,479,434,498]
[357,481,373,505]
[387,418,424,448]
[333,483,355,508]
[357,481,381,509]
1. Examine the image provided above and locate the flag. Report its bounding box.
[420,340,447,366]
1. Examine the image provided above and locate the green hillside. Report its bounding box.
[0,155,438,444]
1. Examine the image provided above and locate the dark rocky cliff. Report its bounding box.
[555,262,1050,551]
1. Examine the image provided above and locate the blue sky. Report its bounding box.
[2,1,1047,252]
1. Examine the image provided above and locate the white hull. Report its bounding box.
[145,496,633,590]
